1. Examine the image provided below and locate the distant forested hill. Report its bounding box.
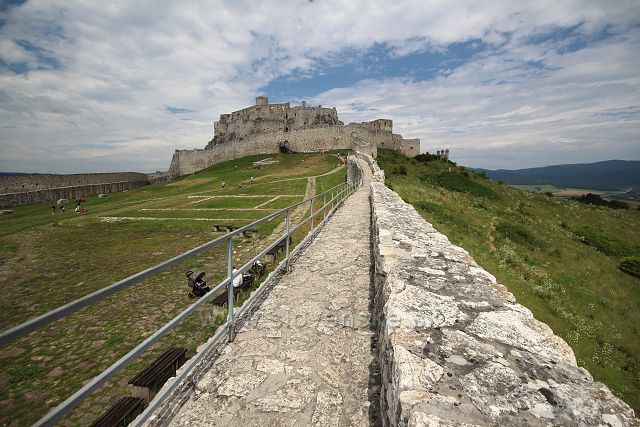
[476,160,640,190]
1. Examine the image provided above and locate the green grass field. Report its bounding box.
[378,149,640,413]
[0,152,346,425]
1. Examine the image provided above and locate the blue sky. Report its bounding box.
[0,1,639,173]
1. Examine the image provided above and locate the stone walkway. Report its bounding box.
[170,160,376,426]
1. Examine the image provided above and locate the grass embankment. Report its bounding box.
[377,148,640,413]
[0,152,343,425]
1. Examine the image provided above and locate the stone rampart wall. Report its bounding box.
[169,126,351,176]
[367,165,637,425]
[0,172,147,194]
[354,152,384,183]
[0,172,154,207]
[0,180,148,208]
[167,125,414,177]
[347,156,364,188]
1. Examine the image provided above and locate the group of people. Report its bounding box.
[187,260,265,300]
[50,197,87,214]
[220,176,255,190]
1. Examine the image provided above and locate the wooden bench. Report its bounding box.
[265,237,292,264]
[213,225,237,232]
[265,245,281,264]
[92,397,144,427]
[211,275,254,306]
[128,348,187,404]
[242,228,258,239]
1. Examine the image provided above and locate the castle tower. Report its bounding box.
[256,96,268,106]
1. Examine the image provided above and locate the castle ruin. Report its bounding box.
[207,97,343,146]
[167,96,420,176]
[0,97,420,207]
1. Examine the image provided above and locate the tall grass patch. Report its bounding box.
[574,226,639,258]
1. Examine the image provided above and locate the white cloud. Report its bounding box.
[0,0,638,172]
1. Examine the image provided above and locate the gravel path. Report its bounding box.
[169,160,377,426]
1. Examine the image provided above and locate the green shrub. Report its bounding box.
[608,200,630,209]
[495,222,540,248]
[436,172,500,200]
[620,258,640,278]
[574,226,639,258]
[415,153,440,162]
[575,193,630,209]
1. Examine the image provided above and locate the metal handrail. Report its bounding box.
[17,176,358,426]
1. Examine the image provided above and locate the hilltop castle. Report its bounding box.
[167,97,420,176]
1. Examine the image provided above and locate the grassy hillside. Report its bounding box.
[0,152,346,425]
[378,149,640,413]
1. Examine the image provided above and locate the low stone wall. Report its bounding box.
[0,179,149,207]
[354,152,384,183]
[369,181,637,425]
[347,155,364,187]
[0,172,147,193]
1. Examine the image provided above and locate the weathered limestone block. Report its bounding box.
[370,181,638,426]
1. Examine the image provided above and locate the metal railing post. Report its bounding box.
[285,208,290,270]
[227,236,234,342]
[310,197,314,230]
[323,193,326,221]
[331,189,334,211]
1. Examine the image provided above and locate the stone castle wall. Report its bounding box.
[0,172,147,194]
[169,124,417,177]
[0,179,149,208]
[168,125,394,176]
[360,153,637,426]
[0,172,152,207]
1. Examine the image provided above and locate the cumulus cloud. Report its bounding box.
[0,0,638,172]
[313,27,640,168]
